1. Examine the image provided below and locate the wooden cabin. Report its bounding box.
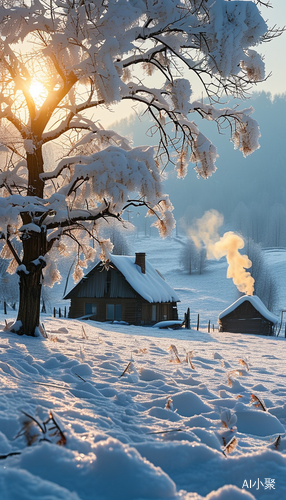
[64,253,179,325]
[218,295,278,336]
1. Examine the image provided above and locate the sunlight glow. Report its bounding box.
[29,80,47,105]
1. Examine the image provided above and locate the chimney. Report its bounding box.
[135,252,146,274]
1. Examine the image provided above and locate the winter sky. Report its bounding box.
[257,0,286,97]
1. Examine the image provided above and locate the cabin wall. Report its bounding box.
[219,301,275,335]
[68,298,178,325]
[219,317,274,335]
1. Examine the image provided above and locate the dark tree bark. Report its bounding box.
[11,146,47,336]
[15,266,43,336]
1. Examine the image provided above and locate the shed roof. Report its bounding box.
[65,254,180,304]
[218,295,279,324]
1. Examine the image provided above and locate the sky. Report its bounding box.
[256,0,286,97]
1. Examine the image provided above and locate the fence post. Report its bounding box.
[59,307,62,318]
[53,307,56,318]
[213,324,214,332]
[196,314,199,331]
[4,301,7,315]
[64,306,66,318]
[208,320,210,333]
[185,307,190,329]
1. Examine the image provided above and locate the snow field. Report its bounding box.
[0,314,285,499]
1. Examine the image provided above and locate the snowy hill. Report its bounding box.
[1,236,286,500]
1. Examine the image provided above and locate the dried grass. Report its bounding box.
[165,397,174,410]
[250,394,267,411]
[82,326,88,339]
[238,358,249,371]
[133,348,148,355]
[120,361,132,378]
[148,428,183,435]
[222,436,238,456]
[227,369,244,386]
[49,335,59,342]
[168,344,181,363]
[15,411,66,446]
[274,435,281,450]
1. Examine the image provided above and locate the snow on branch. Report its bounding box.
[0,0,280,284]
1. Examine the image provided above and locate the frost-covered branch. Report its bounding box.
[0,0,281,335]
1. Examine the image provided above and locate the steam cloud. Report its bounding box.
[188,210,255,295]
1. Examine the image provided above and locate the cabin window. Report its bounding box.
[85,303,97,316]
[106,304,122,321]
[152,305,156,322]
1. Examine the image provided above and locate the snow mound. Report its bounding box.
[236,410,284,436]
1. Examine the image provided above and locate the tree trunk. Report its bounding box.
[14,268,43,336]
[12,227,47,336]
[11,142,47,336]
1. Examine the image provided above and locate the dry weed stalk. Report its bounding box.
[274,435,281,450]
[0,451,21,460]
[4,320,14,331]
[222,436,238,456]
[133,348,148,355]
[250,394,267,411]
[75,373,86,382]
[32,381,70,390]
[39,323,48,338]
[120,361,132,378]
[82,326,88,339]
[185,351,195,369]
[148,428,183,435]
[165,397,174,410]
[15,411,66,446]
[227,369,244,386]
[168,344,181,363]
[238,359,249,371]
[49,335,58,342]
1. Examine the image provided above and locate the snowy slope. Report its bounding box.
[0,315,285,500]
[1,236,286,500]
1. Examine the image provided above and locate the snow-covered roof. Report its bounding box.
[218,295,279,324]
[65,254,180,304]
[110,255,179,303]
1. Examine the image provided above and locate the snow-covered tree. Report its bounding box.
[102,220,131,256]
[242,237,278,312]
[180,239,206,275]
[0,0,279,335]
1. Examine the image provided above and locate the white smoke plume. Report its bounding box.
[188,210,255,295]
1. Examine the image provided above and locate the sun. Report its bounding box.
[29,80,47,105]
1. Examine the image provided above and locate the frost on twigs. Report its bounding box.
[250,394,267,411]
[222,436,238,457]
[15,410,66,447]
[168,344,181,363]
[185,350,195,370]
[0,0,278,334]
[165,397,174,411]
[220,409,237,431]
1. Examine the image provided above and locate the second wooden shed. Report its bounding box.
[218,295,278,336]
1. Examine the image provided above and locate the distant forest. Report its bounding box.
[114,92,286,247]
